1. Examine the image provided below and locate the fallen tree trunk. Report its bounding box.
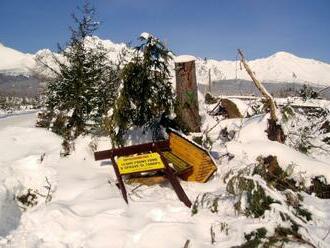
[238,49,278,121]
[238,49,285,143]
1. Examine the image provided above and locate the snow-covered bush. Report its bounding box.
[283,105,330,157]
[0,96,40,114]
[15,189,38,210]
[192,154,317,247]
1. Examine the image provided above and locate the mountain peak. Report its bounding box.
[271,51,297,59]
[0,43,35,75]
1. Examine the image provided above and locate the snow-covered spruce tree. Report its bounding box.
[299,84,319,101]
[111,33,175,146]
[38,2,119,154]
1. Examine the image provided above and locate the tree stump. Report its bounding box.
[267,119,286,143]
[221,98,243,118]
[175,56,201,132]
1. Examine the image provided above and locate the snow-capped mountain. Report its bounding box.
[84,36,126,62]
[0,37,126,77]
[1,37,330,86]
[31,36,127,78]
[0,42,35,76]
[197,51,330,86]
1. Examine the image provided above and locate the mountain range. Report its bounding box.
[1,36,330,97]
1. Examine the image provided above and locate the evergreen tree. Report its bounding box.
[299,84,319,101]
[111,33,174,145]
[38,2,119,147]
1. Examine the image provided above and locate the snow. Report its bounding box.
[1,99,330,247]
[0,43,35,76]
[175,55,196,63]
[84,36,126,62]
[140,32,152,40]
[228,139,330,186]
[0,113,200,247]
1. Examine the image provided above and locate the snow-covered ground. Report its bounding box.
[0,112,212,247]
[0,109,39,120]
[1,98,330,247]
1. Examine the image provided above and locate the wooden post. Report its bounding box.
[175,55,201,132]
[208,69,212,93]
[110,155,128,204]
[153,145,192,208]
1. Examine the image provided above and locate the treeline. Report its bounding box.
[204,80,324,99]
[36,3,177,155]
[0,73,41,98]
[0,96,40,112]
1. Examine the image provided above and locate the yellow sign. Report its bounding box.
[117,153,165,175]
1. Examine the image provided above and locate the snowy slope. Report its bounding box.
[0,43,35,76]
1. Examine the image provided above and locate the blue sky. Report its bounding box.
[0,0,329,62]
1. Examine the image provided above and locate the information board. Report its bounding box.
[117,152,165,175]
[94,140,192,207]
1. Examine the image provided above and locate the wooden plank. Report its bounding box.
[170,133,205,162]
[94,140,170,161]
[189,157,217,183]
[112,140,170,157]
[162,151,192,175]
[94,150,112,161]
[126,176,167,186]
[169,131,217,183]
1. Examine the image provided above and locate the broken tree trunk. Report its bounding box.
[175,56,201,132]
[237,49,285,143]
[238,49,278,121]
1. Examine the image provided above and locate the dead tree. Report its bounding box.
[238,49,285,143]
